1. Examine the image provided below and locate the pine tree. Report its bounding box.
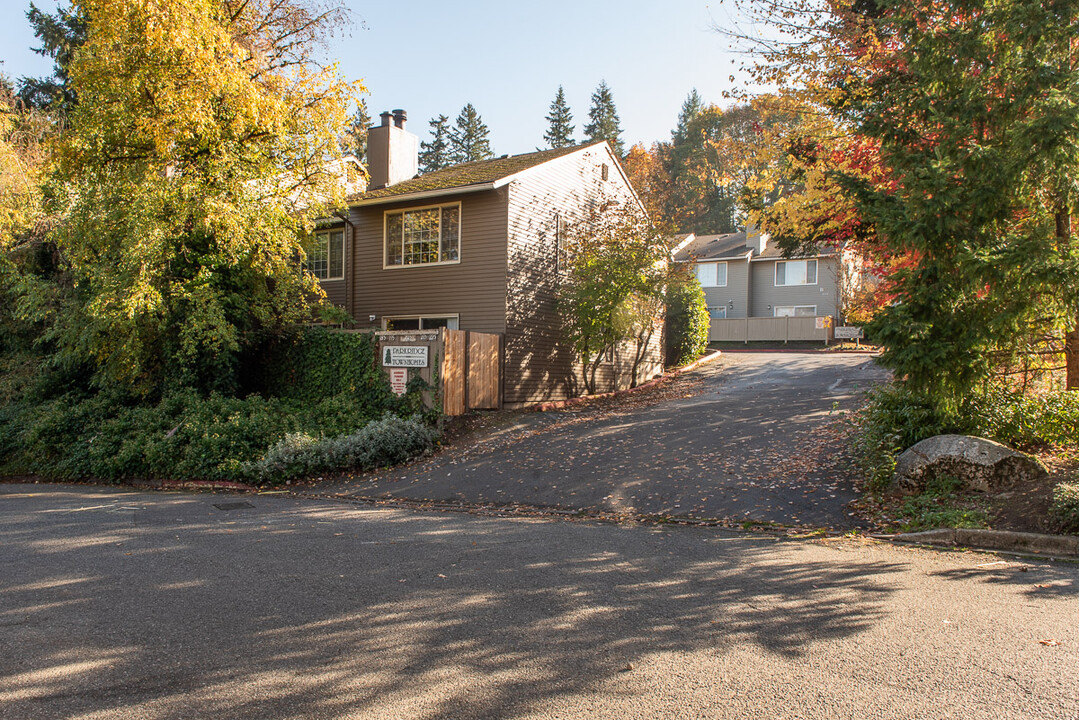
[341,99,371,163]
[448,104,494,164]
[543,85,575,149]
[419,114,451,172]
[18,2,86,113]
[672,88,703,145]
[583,80,624,157]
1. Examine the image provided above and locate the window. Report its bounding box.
[307,229,344,280]
[773,305,817,317]
[708,306,727,319]
[383,315,460,331]
[695,261,727,288]
[601,163,609,181]
[384,203,461,267]
[775,259,817,286]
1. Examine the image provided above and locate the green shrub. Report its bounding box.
[244,413,439,484]
[664,271,709,366]
[850,383,961,490]
[1050,482,1079,534]
[969,388,1079,448]
[257,326,391,408]
[0,386,421,482]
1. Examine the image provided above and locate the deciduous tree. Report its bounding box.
[51,0,361,394]
[559,202,668,392]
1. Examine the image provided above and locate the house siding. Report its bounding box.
[700,256,751,319]
[346,190,509,334]
[749,256,840,318]
[504,146,659,406]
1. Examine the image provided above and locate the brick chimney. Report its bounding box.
[367,108,419,189]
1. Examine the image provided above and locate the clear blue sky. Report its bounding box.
[0,0,753,155]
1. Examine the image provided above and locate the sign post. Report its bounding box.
[834,326,864,347]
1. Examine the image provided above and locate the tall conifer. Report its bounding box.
[543,85,575,149]
[448,104,494,164]
[419,114,451,172]
[583,80,624,157]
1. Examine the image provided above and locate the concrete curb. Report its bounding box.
[530,350,723,412]
[888,528,1079,558]
[715,347,880,355]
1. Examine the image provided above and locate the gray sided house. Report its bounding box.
[673,230,859,333]
[310,109,662,407]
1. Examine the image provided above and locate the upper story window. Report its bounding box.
[384,203,461,268]
[695,261,727,287]
[775,259,817,286]
[308,228,344,280]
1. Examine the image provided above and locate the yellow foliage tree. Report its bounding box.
[51,0,362,393]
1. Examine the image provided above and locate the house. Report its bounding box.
[672,229,863,339]
[311,109,663,407]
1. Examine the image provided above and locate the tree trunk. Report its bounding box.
[1067,312,1079,391]
[1059,208,1078,390]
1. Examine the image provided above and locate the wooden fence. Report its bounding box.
[708,316,834,344]
[375,328,502,416]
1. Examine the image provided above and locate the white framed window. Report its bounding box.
[307,229,344,280]
[775,259,817,286]
[695,261,728,288]
[383,314,460,331]
[708,306,727,319]
[774,305,817,317]
[384,203,461,268]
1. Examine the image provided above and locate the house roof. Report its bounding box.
[673,232,752,262]
[347,143,600,206]
[674,230,840,263]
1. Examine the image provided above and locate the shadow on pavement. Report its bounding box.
[0,487,904,719]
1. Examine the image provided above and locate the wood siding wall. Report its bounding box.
[346,190,510,335]
[504,145,647,406]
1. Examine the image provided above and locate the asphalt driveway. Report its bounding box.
[311,352,890,529]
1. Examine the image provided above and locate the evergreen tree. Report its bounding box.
[583,80,624,157]
[543,85,575,149]
[419,114,451,172]
[672,88,703,145]
[448,104,494,164]
[18,2,86,113]
[341,99,371,163]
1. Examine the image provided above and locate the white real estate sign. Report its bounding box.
[388,368,408,395]
[834,326,864,339]
[382,346,429,367]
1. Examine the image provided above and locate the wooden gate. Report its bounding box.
[466,332,500,410]
[374,329,501,417]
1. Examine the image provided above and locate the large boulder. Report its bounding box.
[893,434,1047,493]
